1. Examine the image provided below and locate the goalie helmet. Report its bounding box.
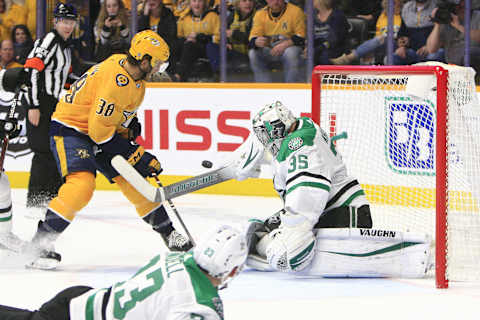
[193,225,248,284]
[252,101,297,157]
[129,30,170,72]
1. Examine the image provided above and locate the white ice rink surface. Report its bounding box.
[1,190,479,320]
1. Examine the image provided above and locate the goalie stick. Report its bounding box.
[111,155,236,203]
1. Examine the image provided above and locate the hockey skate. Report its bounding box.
[161,229,193,252]
[25,225,62,270]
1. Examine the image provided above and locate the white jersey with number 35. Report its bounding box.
[272,117,368,224]
[70,252,224,320]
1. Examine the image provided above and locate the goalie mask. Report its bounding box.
[193,225,248,287]
[252,101,297,157]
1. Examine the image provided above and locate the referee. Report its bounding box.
[24,3,78,208]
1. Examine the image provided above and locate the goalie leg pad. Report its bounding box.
[266,227,316,272]
[0,173,12,234]
[307,228,432,278]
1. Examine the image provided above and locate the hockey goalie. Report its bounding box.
[230,101,432,278]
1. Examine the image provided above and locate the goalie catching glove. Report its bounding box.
[99,133,162,177]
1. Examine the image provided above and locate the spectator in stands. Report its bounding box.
[25,0,35,38]
[0,39,22,69]
[393,0,444,65]
[167,0,190,19]
[338,0,382,33]
[248,0,306,82]
[331,0,402,65]
[11,24,33,64]
[426,0,480,71]
[94,0,130,62]
[310,0,349,65]
[205,0,255,74]
[173,0,220,82]
[138,0,177,75]
[0,0,27,42]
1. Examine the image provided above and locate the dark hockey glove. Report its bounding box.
[0,118,21,139]
[0,67,29,92]
[99,133,162,178]
[127,116,141,141]
[131,148,163,177]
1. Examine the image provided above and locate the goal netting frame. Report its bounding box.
[311,64,480,288]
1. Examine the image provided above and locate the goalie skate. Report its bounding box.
[161,230,193,252]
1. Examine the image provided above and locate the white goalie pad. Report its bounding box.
[306,228,432,278]
[247,228,432,278]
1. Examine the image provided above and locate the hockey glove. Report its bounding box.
[127,116,141,141]
[0,118,21,139]
[99,133,162,178]
[130,148,162,177]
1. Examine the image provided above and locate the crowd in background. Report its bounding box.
[0,0,480,83]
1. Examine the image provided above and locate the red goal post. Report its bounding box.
[311,64,480,288]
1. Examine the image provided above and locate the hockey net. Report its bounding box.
[311,63,480,288]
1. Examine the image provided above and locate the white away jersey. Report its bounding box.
[70,252,224,320]
[272,117,368,224]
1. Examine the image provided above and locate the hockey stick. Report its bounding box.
[111,155,236,203]
[152,174,196,247]
[0,88,21,171]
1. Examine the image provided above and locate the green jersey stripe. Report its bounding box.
[286,182,330,195]
[85,292,95,320]
[341,190,366,207]
[0,215,12,222]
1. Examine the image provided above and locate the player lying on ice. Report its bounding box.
[0,31,193,270]
[0,224,247,320]
[229,101,432,278]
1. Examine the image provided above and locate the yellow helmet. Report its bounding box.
[129,30,170,70]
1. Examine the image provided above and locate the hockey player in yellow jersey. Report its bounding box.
[27,30,193,270]
[248,0,305,82]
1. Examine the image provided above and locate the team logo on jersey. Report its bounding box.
[116,74,129,87]
[75,148,90,159]
[288,137,303,150]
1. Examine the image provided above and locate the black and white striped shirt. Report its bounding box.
[25,29,72,108]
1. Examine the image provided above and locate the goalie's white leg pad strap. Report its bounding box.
[307,228,431,278]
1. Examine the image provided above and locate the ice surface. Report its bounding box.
[0,190,479,320]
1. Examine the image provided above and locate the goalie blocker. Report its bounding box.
[247,227,432,278]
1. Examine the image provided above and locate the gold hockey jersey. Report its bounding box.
[52,54,146,144]
[177,10,220,43]
[249,3,305,40]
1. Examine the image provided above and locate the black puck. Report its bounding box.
[202,160,213,168]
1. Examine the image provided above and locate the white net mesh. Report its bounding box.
[313,63,480,283]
